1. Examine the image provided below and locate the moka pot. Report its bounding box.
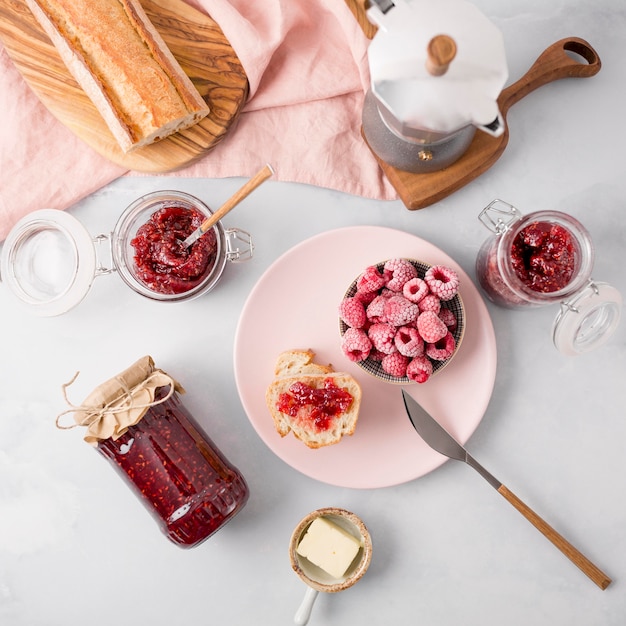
[362,0,509,173]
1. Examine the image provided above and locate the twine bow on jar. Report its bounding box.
[55,356,184,445]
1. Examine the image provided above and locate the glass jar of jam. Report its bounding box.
[476,199,621,355]
[58,356,249,548]
[0,191,253,315]
[113,191,253,302]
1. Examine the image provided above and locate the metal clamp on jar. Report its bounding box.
[475,199,622,355]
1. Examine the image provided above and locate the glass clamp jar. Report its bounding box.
[476,199,622,355]
[0,191,254,316]
[57,356,249,548]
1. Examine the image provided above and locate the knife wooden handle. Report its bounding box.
[497,485,611,590]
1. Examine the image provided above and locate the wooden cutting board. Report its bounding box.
[345,1,601,211]
[344,0,377,39]
[0,0,249,172]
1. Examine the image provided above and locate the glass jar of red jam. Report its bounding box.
[98,387,249,548]
[60,356,249,548]
[0,192,253,315]
[476,199,621,354]
[113,191,253,302]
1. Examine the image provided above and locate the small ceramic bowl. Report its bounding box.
[289,507,372,593]
[339,259,465,384]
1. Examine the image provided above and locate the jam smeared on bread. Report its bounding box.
[276,378,355,433]
[266,350,361,448]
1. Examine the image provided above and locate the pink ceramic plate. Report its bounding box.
[234,226,497,488]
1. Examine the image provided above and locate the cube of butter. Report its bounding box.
[296,517,362,579]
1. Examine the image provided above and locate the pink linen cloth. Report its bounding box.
[0,0,397,241]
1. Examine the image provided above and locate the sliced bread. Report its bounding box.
[266,351,361,449]
[274,349,334,377]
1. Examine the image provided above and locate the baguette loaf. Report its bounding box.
[266,350,362,449]
[25,0,210,152]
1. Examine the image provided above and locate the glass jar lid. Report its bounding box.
[552,281,622,355]
[0,209,96,316]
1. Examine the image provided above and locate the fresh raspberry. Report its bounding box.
[403,277,429,303]
[438,307,458,332]
[416,310,448,343]
[383,295,418,326]
[339,297,366,328]
[361,318,373,333]
[426,331,456,361]
[383,258,418,292]
[367,323,398,354]
[381,352,410,377]
[417,293,441,314]
[368,348,386,361]
[341,327,371,362]
[353,289,377,306]
[424,265,460,301]
[343,259,462,383]
[365,295,387,322]
[394,325,424,357]
[356,265,386,293]
[406,355,433,384]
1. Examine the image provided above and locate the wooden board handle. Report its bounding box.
[499,37,601,117]
[497,484,611,590]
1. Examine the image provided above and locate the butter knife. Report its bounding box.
[401,390,611,590]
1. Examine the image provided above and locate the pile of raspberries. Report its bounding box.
[340,259,460,383]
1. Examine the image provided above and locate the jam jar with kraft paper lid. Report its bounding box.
[0,190,253,316]
[56,356,249,548]
[476,199,622,355]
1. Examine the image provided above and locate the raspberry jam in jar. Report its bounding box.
[114,191,253,303]
[476,201,594,308]
[476,200,621,354]
[0,193,253,316]
[130,205,218,295]
[58,357,249,547]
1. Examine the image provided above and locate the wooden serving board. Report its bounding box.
[0,0,249,173]
[363,37,601,210]
[345,2,602,211]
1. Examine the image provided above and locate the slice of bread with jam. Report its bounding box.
[266,350,361,448]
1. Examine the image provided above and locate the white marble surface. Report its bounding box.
[1,1,626,624]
